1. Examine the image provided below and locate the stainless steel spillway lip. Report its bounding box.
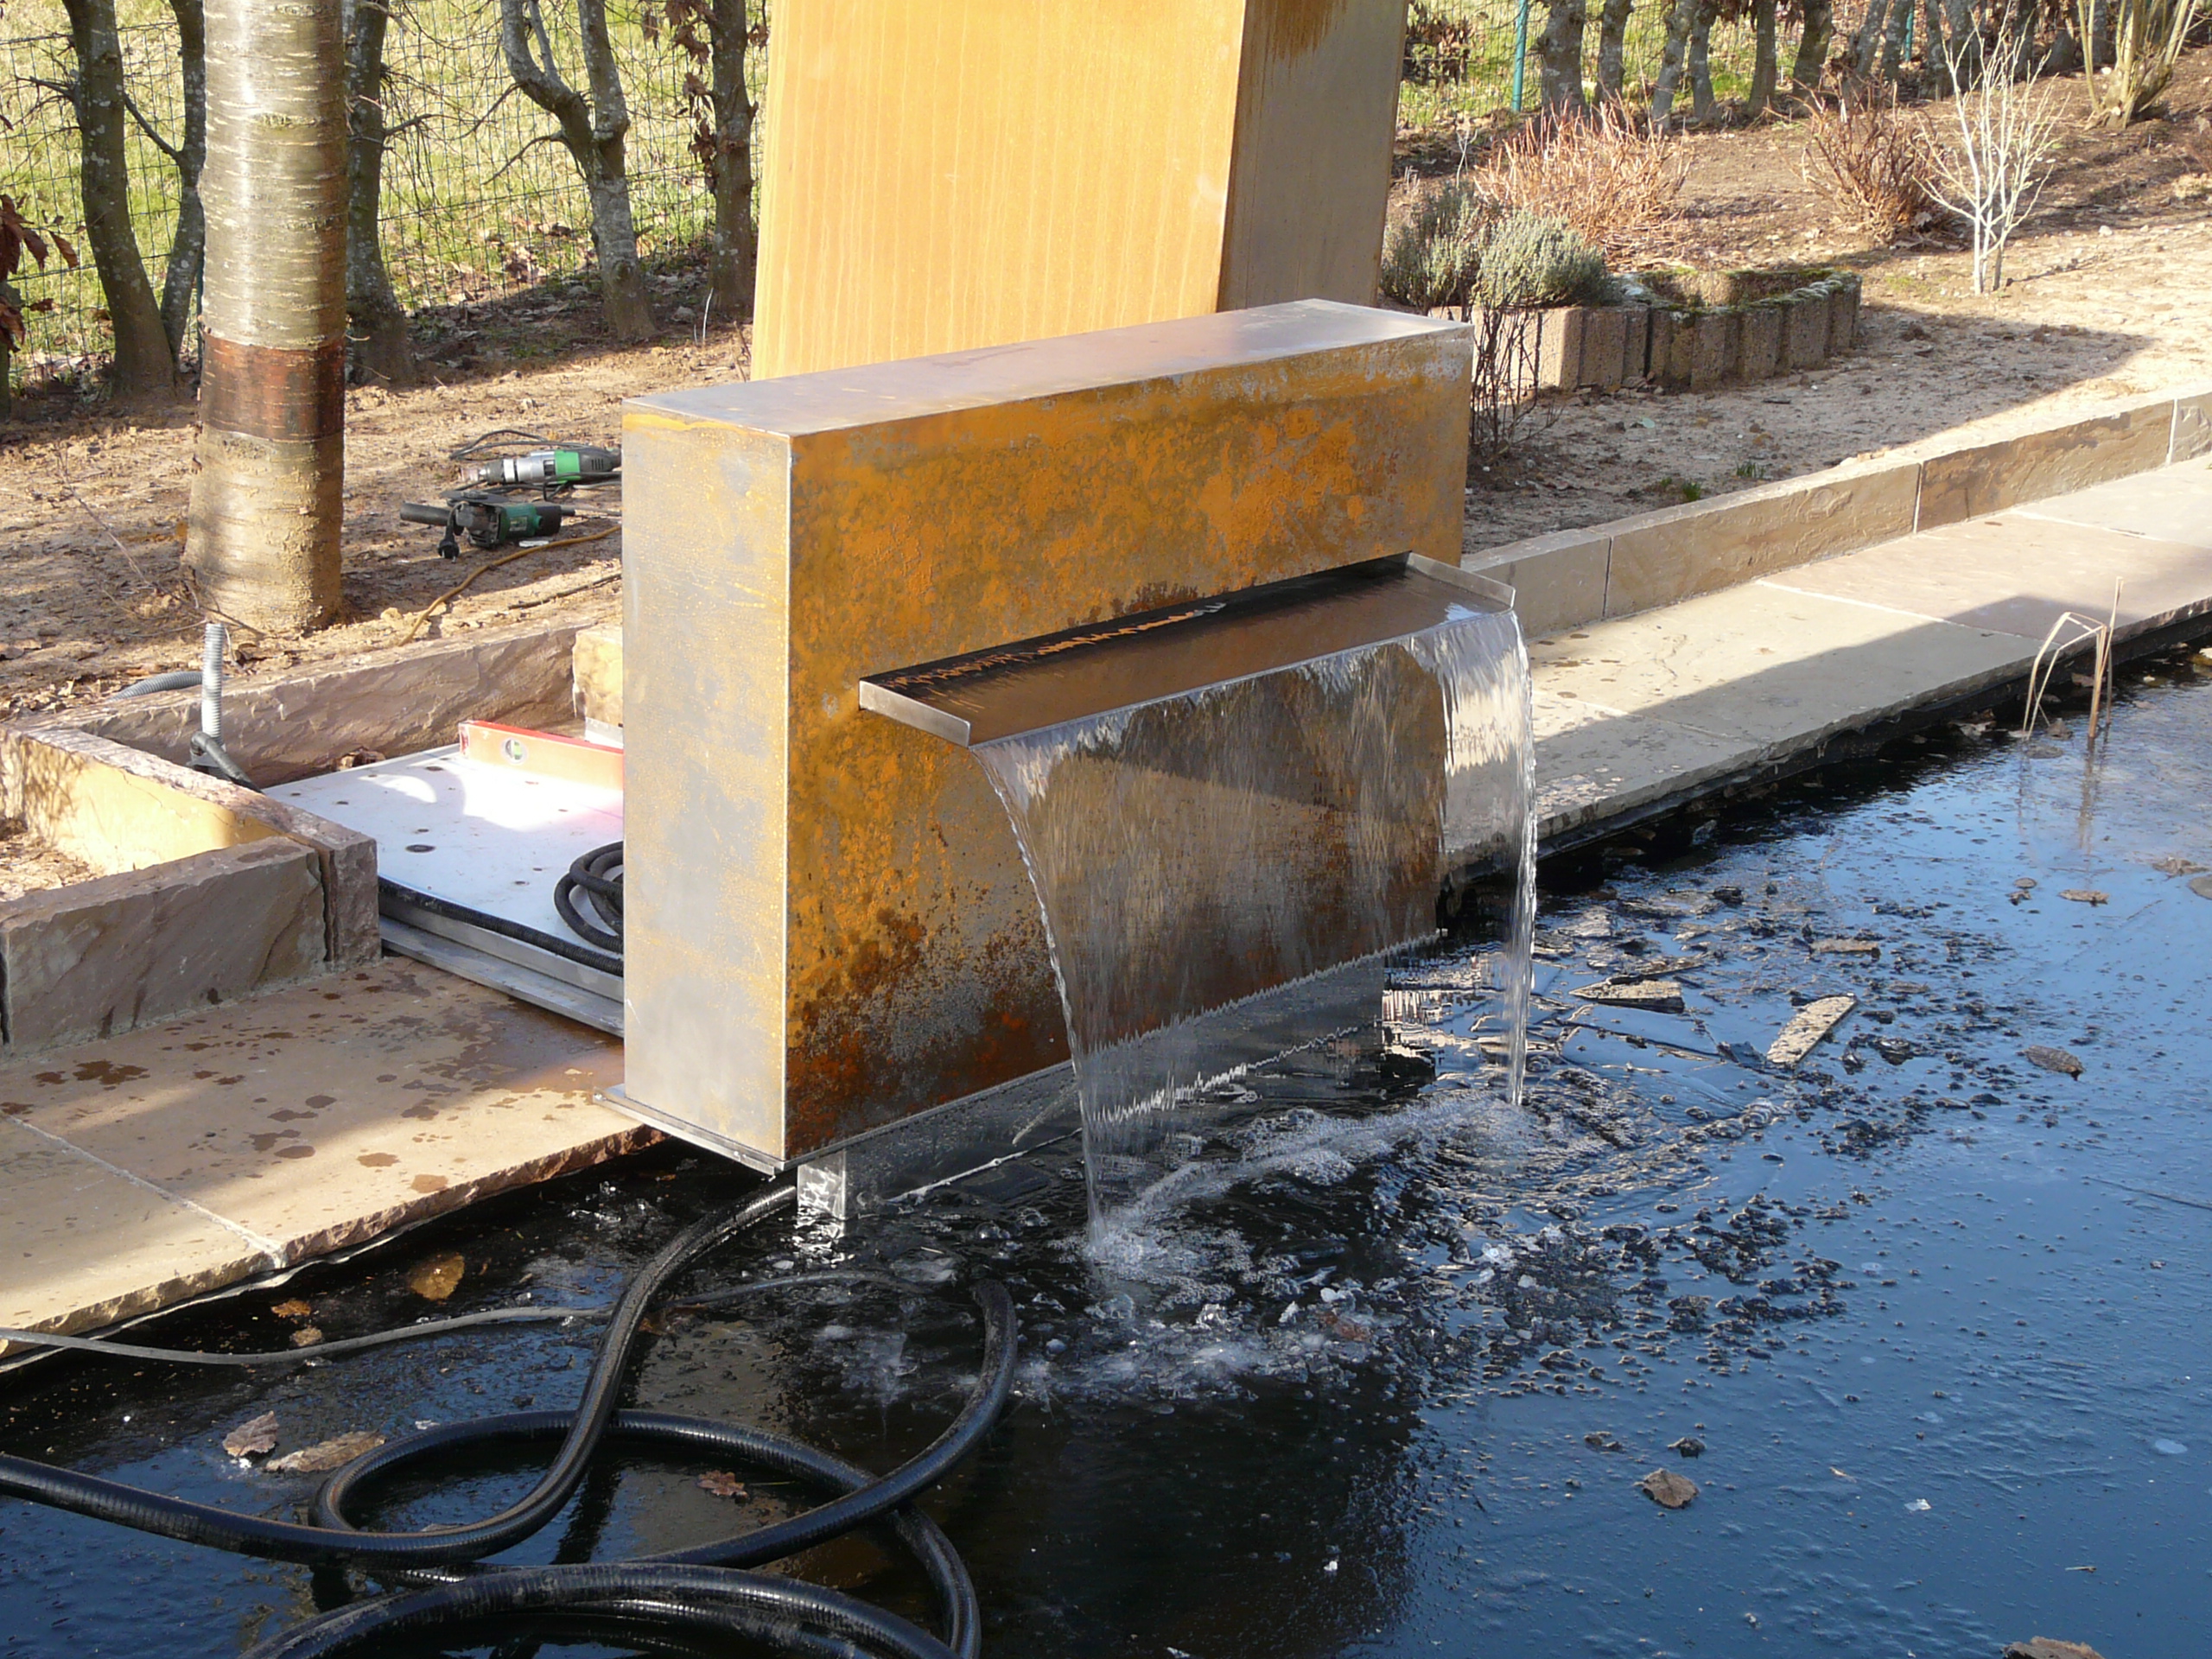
[857,552,1515,747]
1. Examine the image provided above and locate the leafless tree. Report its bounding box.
[185,0,349,630]
[1790,0,1835,89]
[343,0,412,381]
[1927,21,2061,292]
[1747,0,1781,114]
[117,0,207,366]
[2077,0,2201,125]
[1537,0,1590,112]
[650,0,759,321]
[57,0,175,397]
[501,0,656,340]
[1594,0,1635,100]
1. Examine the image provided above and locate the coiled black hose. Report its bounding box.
[554,839,624,953]
[0,1183,1015,1659]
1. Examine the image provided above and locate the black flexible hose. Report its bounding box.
[0,1184,1014,1659]
[553,839,624,952]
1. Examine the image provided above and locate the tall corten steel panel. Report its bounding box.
[749,0,1409,381]
[619,301,1471,1167]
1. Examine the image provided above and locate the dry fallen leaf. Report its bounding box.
[1639,1467,1698,1510]
[289,1325,325,1347]
[407,1253,466,1302]
[270,1299,313,1319]
[221,1411,280,1459]
[2059,889,2109,906]
[697,1471,747,1499]
[265,1431,384,1475]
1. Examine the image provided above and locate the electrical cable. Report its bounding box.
[0,1185,1014,1659]
[447,429,554,460]
[553,839,624,952]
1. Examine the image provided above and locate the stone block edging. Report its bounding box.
[1465,379,2212,634]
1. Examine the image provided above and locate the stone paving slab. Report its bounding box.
[1531,688,1761,840]
[1760,512,2212,645]
[0,1116,268,1344]
[2010,457,2212,551]
[0,958,653,1350]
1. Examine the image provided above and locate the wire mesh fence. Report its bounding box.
[3,0,1878,392]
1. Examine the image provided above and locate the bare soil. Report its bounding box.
[1,48,2209,727]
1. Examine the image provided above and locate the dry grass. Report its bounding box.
[1801,91,1943,246]
[1467,101,1689,264]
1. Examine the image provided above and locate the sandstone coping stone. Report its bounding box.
[0,838,326,1052]
[2,726,378,965]
[573,621,624,728]
[1914,397,2174,528]
[53,620,583,786]
[1463,525,1611,636]
[1602,457,1923,616]
[2169,381,2212,461]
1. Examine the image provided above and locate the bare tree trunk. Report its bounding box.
[1538,0,1590,111]
[500,0,655,340]
[1595,0,1634,99]
[1942,0,1980,86]
[344,0,412,382]
[707,0,757,320]
[1747,0,1780,110]
[1853,0,1893,77]
[1688,0,1719,119]
[60,0,176,398]
[1650,0,1700,118]
[185,0,348,632]
[1790,0,1835,86]
[1878,0,1914,80]
[1921,0,1952,92]
[157,0,206,366]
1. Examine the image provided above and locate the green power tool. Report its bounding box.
[400,493,575,558]
[471,445,620,491]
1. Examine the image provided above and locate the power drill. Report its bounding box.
[400,493,575,558]
[471,445,620,491]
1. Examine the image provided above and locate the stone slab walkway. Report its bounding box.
[1528,456,2212,846]
[1,957,651,1357]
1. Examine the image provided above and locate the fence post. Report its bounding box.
[1511,0,1534,110]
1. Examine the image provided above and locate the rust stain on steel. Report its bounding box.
[199,335,346,443]
[622,304,1473,1162]
[1251,0,1354,57]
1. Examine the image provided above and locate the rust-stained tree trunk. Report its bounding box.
[501,0,656,340]
[344,0,413,381]
[60,0,176,398]
[184,0,348,632]
[1537,0,1590,111]
[1594,0,1635,99]
[706,0,757,319]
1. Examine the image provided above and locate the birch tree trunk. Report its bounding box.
[184,0,348,632]
[707,0,757,319]
[1538,0,1590,111]
[344,0,412,381]
[60,0,175,398]
[500,0,656,340]
[1595,0,1634,99]
[1747,0,1779,111]
[157,0,206,365]
[1790,0,1835,86]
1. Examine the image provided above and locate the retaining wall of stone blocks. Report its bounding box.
[0,620,589,1055]
[1464,381,2212,637]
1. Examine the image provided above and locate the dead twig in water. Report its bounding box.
[2018,609,2107,738]
[396,527,617,645]
[2089,1175,2212,1213]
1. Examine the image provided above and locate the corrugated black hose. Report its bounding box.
[0,1184,1015,1659]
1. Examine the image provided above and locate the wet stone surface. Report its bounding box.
[2,645,2209,1657]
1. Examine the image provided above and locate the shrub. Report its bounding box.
[1801,92,1941,246]
[1469,101,1688,264]
[1474,211,1611,310]
[1379,184,1496,311]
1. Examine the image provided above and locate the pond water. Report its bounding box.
[2,644,2208,1659]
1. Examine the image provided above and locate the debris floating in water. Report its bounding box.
[1573,977,1685,1013]
[1767,995,1856,1067]
[1638,1468,1697,1509]
[2058,889,2109,906]
[221,1412,279,1459]
[264,1430,384,1475]
[2024,1045,2085,1077]
[1810,937,1880,956]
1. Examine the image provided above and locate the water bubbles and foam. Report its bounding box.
[975,602,1535,1236]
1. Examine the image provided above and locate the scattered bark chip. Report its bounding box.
[2024,1046,2084,1077]
[1669,1435,1705,1458]
[1766,995,1856,1067]
[1810,938,1880,956]
[1639,1468,1698,1509]
[221,1412,279,1459]
[265,1431,385,1475]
